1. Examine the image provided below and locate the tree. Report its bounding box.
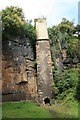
[2,6,36,57]
[22,21,36,55]
[2,6,25,39]
[48,18,74,69]
[75,24,80,32]
[59,18,74,35]
[48,18,74,49]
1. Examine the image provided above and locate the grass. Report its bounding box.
[59,93,78,118]
[0,103,2,120]
[50,93,79,118]
[2,102,52,118]
[49,99,78,118]
[2,99,79,119]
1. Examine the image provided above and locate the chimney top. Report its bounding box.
[35,18,49,40]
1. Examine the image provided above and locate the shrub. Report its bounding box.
[53,68,78,100]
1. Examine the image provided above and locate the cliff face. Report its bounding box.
[2,18,54,103]
[2,38,37,102]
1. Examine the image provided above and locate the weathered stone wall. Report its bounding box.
[36,40,53,103]
[35,18,53,103]
[2,38,37,102]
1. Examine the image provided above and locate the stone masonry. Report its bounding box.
[35,18,53,103]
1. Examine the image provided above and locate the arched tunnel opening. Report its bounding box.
[44,97,50,105]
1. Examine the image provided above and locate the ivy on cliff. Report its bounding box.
[48,18,79,68]
[48,18,79,101]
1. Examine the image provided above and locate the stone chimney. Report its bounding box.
[35,18,53,104]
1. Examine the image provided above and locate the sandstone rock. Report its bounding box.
[2,37,37,102]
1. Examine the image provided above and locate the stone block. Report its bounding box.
[35,18,49,40]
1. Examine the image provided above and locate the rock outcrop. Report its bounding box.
[2,37,37,102]
[2,18,54,103]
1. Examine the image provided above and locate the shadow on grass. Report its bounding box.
[1,118,79,120]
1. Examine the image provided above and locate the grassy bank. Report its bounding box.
[49,99,78,118]
[2,100,79,119]
[2,102,52,118]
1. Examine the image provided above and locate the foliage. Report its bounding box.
[48,18,74,47]
[75,24,80,32]
[75,63,80,100]
[48,18,79,113]
[48,18,75,69]
[67,37,78,58]
[58,18,74,35]
[2,6,25,38]
[2,6,36,39]
[2,6,36,57]
[51,99,55,105]
[50,97,78,118]
[53,68,78,100]
[34,59,37,68]
[51,82,59,96]
[21,22,36,55]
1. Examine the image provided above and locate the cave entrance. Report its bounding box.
[44,97,50,105]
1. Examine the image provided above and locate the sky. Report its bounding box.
[0,0,80,27]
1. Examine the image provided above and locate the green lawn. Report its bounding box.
[2,102,52,118]
[2,100,79,119]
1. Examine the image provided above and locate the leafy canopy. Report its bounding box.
[2,6,36,57]
[2,6,25,37]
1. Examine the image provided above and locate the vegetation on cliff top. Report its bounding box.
[2,6,36,57]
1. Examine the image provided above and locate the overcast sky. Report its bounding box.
[0,0,80,27]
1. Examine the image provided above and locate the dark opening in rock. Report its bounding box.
[44,97,50,104]
[18,81,28,85]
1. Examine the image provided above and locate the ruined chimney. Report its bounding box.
[35,18,53,104]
